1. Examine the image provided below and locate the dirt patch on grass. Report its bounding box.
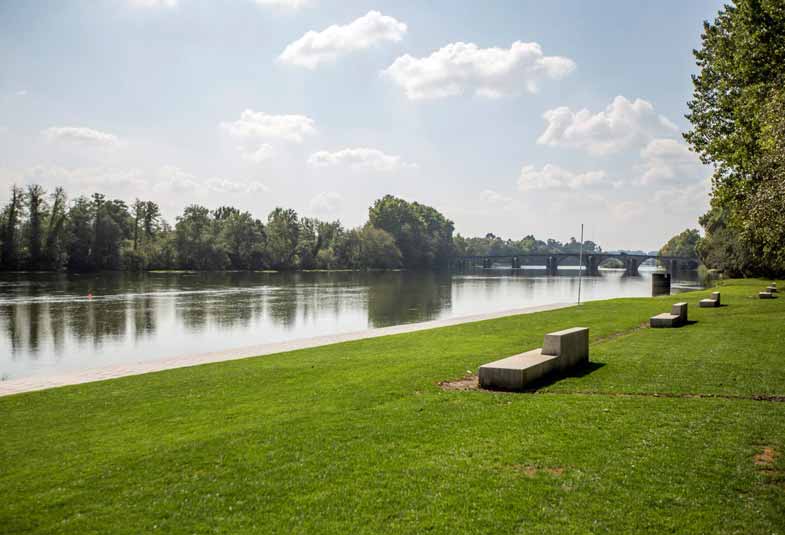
[755,447,778,468]
[438,374,479,391]
[512,464,565,477]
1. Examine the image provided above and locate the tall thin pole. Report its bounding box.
[577,223,584,305]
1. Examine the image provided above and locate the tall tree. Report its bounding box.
[26,184,46,269]
[1,185,24,270]
[684,0,785,275]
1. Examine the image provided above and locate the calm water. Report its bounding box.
[0,268,699,380]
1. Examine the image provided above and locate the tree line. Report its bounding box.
[0,185,613,273]
[685,0,785,277]
[0,188,460,272]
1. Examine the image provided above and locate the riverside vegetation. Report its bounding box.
[1,279,783,534]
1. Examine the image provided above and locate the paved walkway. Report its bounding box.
[0,302,573,397]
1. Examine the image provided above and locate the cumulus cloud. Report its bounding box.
[239,144,274,163]
[309,191,342,214]
[479,189,514,204]
[307,147,416,172]
[537,96,678,156]
[129,0,178,7]
[205,177,269,194]
[382,41,575,100]
[220,110,317,143]
[43,126,121,148]
[154,165,201,194]
[154,166,268,195]
[653,180,711,216]
[278,11,407,69]
[639,138,707,185]
[518,163,608,192]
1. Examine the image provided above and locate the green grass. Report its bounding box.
[1,279,784,534]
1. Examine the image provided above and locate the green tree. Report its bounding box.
[26,184,46,269]
[1,185,24,270]
[660,229,702,258]
[265,208,299,269]
[368,195,453,269]
[175,205,228,270]
[684,0,785,275]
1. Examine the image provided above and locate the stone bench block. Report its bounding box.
[760,291,775,299]
[543,326,590,370]
[478,326,589,391]
[699,293,721,308]
[650,313,680,328]
[671,302,688,323]
[478,350,559,390]
[767,286,778,293]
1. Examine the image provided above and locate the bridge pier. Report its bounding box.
[546,256,559,276]
[624,257,641,276]
[586,255,601,276]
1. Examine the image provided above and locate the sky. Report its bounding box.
[0,0,725,251]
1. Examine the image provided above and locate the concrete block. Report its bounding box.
[760,291,775,299]
[712,292,721,305]
[650,312,680,328]
[767,286,778,293]
[478,326,589,391]
[542,327,589,370]
[478,350,559,390]
[671,302,688,324]
[699,298,718,308]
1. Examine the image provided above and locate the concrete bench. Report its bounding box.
[760,291,776,299]
[650,302,688,328]
[478,327,588,391]
[699,292,721,308]
[767,285,778,293]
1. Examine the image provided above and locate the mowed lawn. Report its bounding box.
[1,279,784,534]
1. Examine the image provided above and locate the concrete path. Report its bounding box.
[0,302,573,397]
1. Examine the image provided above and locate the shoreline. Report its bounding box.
[0,301,574,398]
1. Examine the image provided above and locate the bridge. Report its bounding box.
[450,252,699,276]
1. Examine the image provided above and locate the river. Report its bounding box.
[0,268,700,381]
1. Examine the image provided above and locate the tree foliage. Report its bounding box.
[685,0,785,275]
[659,229,701,258]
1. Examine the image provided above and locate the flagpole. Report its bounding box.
[578,223,584,305]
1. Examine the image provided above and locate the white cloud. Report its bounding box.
[278,11,407,69]
[479,189,513,203]
[518,163,608,192]
[653,180,711,216]
[309,191,342,214]
[16,90,27,96]
[0,126,8,135]
[239,143,274,163]
[129,0,178,7]
[307,147,416,172]
[610,200,646,222]
[382,41,575,100]
[205,177,269,194]
[639,138,707,185]
[154,165,201,194]
[155,166,267,195]
[43,126,121,148]
[254,0,310,8]
[537,96,678,156]
[220,110,316,143]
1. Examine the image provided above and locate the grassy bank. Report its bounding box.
[1,279,784,534]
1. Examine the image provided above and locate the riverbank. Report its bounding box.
[0,302,573,397]
[2,279,783,533]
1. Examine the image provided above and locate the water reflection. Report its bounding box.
[0,268,699,380]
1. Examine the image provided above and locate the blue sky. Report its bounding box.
[0,0,724,250]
